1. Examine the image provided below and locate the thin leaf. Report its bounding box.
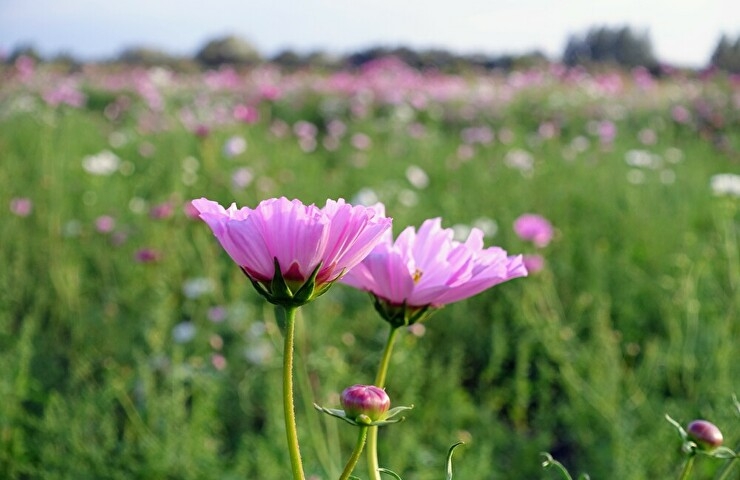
[378,467,403,479]
[446,442,465,480]
[541,452,574,480]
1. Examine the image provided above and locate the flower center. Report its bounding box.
[412,268,423,284]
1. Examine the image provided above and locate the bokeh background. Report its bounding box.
[1,2,739,479]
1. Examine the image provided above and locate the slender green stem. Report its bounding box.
[678,455,694,480]
[278,305,306,480]
[340,426,369,480]
[716,454,738,480]
[375,326,401,388]
[367,325,401,480]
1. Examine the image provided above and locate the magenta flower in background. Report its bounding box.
[192,197,391,305]
[522,254,545,274]
[193,124,210,138]
[513,214,554,248]
[597,120,617,145]
[671,105,691,124]
[211,354,227,371]
[95,215,116,233]
[341,218,527,324]
[43,81,86,108]
[149,201,174,220]
[15,55,35,82]
[10,197,33,217]
[183,201,201,219]
[233,104,260,124]
[134,248,160,263]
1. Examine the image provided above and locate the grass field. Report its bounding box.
[1,59,738,479]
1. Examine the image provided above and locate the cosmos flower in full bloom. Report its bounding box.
[191,197,392,306]
[341,218,527,326]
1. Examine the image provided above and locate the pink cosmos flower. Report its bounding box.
[233,104,260,124]
[341,218,527,320]
[15,55,35,82]
[150,202,174,220]
[211,354,227,371]
[95,215,116,233]
[183,201,201,219]
[513,214,554,248]
[10,197,33,217]
[522,254,545,273]
[193,124,210,138]
[597,120,617,145]
[135,248,160,263]
[672,105,691,124]
[43,81,86,108]
[191,197,391,304]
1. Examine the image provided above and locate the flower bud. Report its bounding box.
[687,419,723,450]
[340,385,390,424]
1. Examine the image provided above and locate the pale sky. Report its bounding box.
[1,0,738,67]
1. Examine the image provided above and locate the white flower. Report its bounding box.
[82,150,120,175]
[232,167,254,189]
[473,217,498,237]
[223,136,247,158]
[504,148,534,172]
[352,188,379,206]
[405,165,429,189]
[172,322,197,343]
[182,277,215,299]
[710,174,740,197]
[625,150,661,169]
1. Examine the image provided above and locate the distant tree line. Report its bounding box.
[6,27,740,73]
[711,34,740,73]
[562,26,658,69]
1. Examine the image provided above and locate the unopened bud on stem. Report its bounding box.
[341,385,390,424]
[687,419,723,450]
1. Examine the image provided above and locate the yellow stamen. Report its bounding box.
[412,269,423,284]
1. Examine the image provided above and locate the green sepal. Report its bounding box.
[270,257,294,301]
[243,268,273,302]
[292,262,322,304]
[314,406,347,421]
[665,414,688,442]
[243,259,333,307]
[702,446,738,459]
[372,296,436,328]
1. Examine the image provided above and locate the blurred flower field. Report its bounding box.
[1,57,739,479]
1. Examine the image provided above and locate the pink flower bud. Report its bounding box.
[341,385,390,423]
[687,419,723,449]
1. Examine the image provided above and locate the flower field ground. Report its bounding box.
[1,58,738,479]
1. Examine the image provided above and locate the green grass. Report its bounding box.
[0,64,738,479]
